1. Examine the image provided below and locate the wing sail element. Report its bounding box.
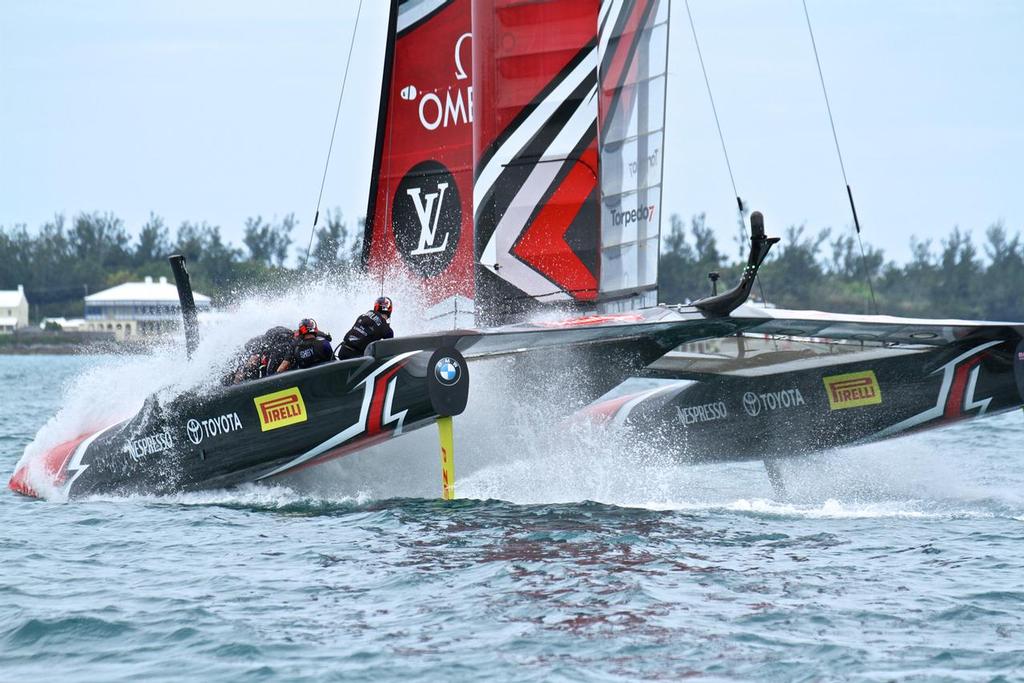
[362,1,672,326]
[470,0,671,324]
[364,0,476,327]
[597,0,670,311]
[472,0,603,322]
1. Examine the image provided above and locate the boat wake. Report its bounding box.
[448,407,1024,521]
[50,391,1024,523]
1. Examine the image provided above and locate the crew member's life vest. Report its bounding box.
[289,333,334,370]
[338,311,393,359]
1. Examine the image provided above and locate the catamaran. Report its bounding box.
[363,0,1024,473]
[11,0,1024,500]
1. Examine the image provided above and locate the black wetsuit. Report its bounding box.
[337,311,393,359]
[224,326,295,384]
[286,332,335,370]
[259,326,298,377]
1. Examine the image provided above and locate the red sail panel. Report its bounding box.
[472,0,602,321]
[364,0,475,316]
[511,149,600,300]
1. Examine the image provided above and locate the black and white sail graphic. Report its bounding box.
[597,0,670,310]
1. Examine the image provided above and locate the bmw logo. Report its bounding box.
[434,357,461,386]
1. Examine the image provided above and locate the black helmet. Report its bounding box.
[374,296,393,317]
[297,318,318,336]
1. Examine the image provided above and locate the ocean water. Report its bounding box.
[3,352,1024,682]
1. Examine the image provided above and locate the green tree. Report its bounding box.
[199,225,242,288]
[308,210,363,273]
[310,211,348,268]
[170,221,242,296]
[174,221,207,265]
[757,225,830,309]
[68,212,132,270]
[981,223,1024,320]
[659,213,727,303]
[243,214,294,267]
[0,223,36,290]
[134,213,171,266]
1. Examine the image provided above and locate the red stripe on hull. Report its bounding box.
[270,360,412,479]
[8,432,92,498]
[944,355,985,420]
[367,366,403,436]
[577,392,640,425]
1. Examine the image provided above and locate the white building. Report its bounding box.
[84,276,212,341]
[0,285,30,333]
[39,317,87,332]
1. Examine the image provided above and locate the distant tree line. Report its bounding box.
[2,210,1023,321]
[0,211,362,319]
[661,213,1024,320]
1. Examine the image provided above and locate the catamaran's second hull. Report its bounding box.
[581,335,1024,461]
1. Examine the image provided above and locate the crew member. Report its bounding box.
[276,318,334,373]
[224,325,294,384]
[337,297,394,360]
[257,325,298,378]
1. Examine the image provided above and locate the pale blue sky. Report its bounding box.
[1,1,1021,263]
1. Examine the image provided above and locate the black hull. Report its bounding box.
[12,347,469,499]
[587,336,1024,461]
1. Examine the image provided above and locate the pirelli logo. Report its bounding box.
[823,370,882,410]
[254,387,307,432]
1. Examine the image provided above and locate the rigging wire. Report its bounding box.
[684,0,741,214]
[684,0,769,305]
[304,0,366,269]
[801,0,878,314]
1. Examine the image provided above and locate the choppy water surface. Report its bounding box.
[2,354,1023,681]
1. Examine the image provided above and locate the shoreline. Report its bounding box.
[0,339,150,356]
[0,345,121,356]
